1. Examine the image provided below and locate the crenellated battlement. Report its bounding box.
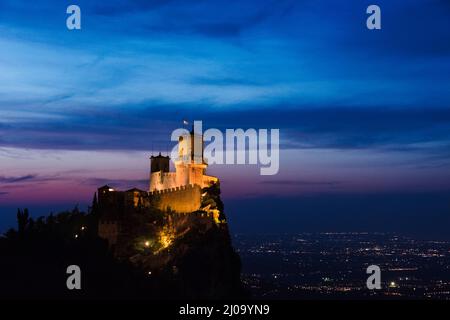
[148,183,198,196]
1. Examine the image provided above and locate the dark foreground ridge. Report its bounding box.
[0,183,247,299]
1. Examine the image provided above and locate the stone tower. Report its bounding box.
[150,153,170,173]
[149,129,218,192]
[174,130,207,187]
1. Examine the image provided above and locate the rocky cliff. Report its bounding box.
[0,185,247,299]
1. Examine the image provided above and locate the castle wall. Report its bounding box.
[188,165,204,187]
[150,184,201,213]
[150,171,177,191]
[175,164,189,187]
[98,221,119,246]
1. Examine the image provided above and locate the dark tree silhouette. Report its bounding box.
[0,190,246,299]
[17,208,30,236]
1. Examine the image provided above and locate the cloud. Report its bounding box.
[0,174,65,185]
[0,175,37,183]
[1,104,450,159]
[260,180,342,187]
[83,177,149,188]
[90,0,280,38]
[189,77,264,86]
[0,0,449,169]
[92,0,177,16]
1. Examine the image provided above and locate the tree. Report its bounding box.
[90,192,99,216]
[17,208,30,236]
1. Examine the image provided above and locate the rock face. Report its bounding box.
[138,220,245,299]
[96,183,247,299]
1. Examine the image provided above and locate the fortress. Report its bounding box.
[97,129,223,247]
[149,130,218,192]
[148,129,218,212]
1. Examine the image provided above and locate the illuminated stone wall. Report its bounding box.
[150,164,217,191]
[149,171,177,191]
[150,184,202,213]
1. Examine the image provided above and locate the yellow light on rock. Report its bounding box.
[159,232,173,250]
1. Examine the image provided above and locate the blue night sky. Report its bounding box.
[0,0,450,238]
